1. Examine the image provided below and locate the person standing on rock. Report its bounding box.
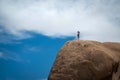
[77,31,80,40]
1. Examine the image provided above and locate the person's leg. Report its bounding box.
[78,35,79,40]
[77,34,79,40]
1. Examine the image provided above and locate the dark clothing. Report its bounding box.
[77,31,80,40]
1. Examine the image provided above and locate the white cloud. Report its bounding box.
[0,52,8,59]
[37,78,47,80]
[0,51,21,61]
[0,52,3,58]
[28,47,41,52]
[23,46,41,53]
[0,0,120,42]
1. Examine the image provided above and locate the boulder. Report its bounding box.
[48,40,120,80]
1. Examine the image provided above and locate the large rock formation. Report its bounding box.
[48,40,120,80]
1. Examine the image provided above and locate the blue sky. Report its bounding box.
[0,0,120,80]
[0,30,74,80]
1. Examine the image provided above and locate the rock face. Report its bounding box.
[48,40,120,80]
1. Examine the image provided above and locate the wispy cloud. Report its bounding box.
[0,0,120,42]
[22,45,41,54]
[37,78,47,80]
[28,47,41,53]
[0,52,4,58]
[0,26,27,44]
[0,50,21,62]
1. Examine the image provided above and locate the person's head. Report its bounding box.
[77,31,80,33]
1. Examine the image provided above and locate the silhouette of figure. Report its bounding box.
[77,31,80,40]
